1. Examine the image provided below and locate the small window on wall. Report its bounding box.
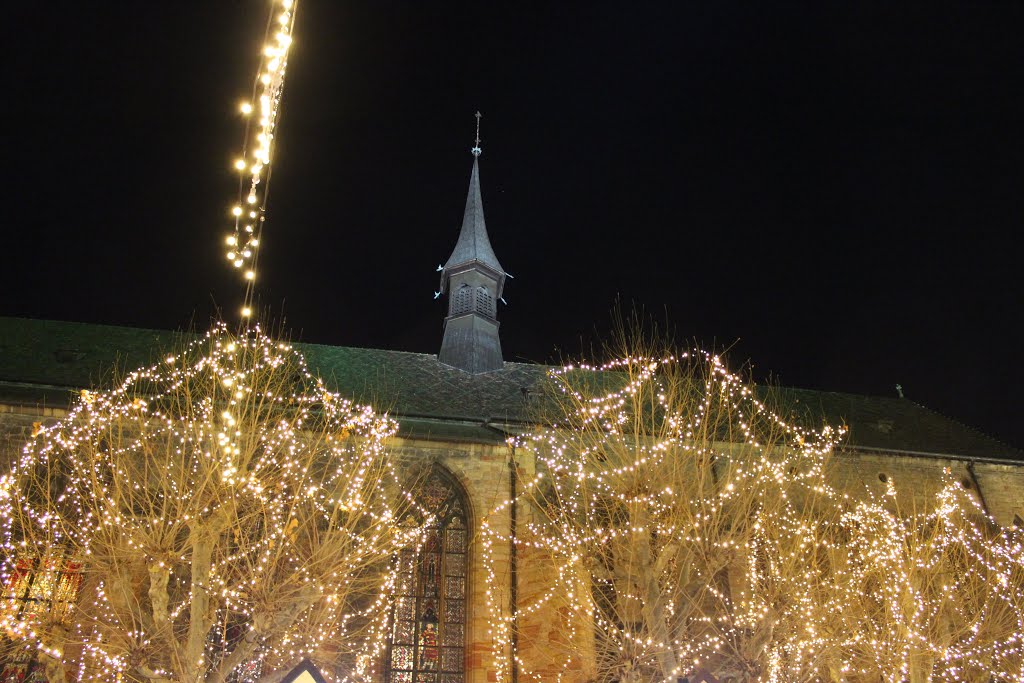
[475,287,493,316]
[452,285,472,316]
[386,467,469,683]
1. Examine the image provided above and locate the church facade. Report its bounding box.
[0,150,1022,682]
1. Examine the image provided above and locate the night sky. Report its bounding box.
[6,3,1023,449]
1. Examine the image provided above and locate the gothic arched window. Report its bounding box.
[386,468,468,683]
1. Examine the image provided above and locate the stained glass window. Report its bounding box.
[386,467,468,683]
[1,550,82,683]
[1,550,81,626]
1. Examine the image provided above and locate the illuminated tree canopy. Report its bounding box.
[0,326,410,683]
[484,344,1024,683]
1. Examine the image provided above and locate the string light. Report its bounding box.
[482,350,1024,682]
[224,0,298,320]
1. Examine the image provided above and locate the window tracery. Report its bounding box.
[386,468,468,683]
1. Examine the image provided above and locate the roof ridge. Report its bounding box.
[0,315,181,334]
[771,384,911,402]
[906,398,1023,454]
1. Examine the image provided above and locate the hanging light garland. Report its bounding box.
[225,0,298,320]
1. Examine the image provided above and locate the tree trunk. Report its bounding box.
[38,625,68,683]
[208,582,323,683]
[184,523,219,683]
[632,505,679,678]
[148,562,171,629]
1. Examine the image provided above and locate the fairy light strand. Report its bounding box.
[225,0,298,320]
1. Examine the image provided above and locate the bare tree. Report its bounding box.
[834,480,1024,682]
[485,335,1024,682]
[1,325,410,683]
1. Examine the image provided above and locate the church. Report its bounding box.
[0,145,1022,683]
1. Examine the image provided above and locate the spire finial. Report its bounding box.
[471,111,482,157]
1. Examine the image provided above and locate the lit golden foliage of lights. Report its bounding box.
[482,344,1024,683]
[225,0,297,319]
[0,324,421,683]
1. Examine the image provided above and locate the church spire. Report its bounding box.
[440,112,506,294]
[438,113,507,373]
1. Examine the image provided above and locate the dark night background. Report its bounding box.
[5,3,1023,448]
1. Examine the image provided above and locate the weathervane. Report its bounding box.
[471,111,482,156]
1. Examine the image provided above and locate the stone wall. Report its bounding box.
[0,403,68,468]
[971,461,1024,526]
[832,448,1024,526]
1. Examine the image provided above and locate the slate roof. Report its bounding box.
[770,386,1021,460]
[0,316,1019,460]
[440,157,505,295]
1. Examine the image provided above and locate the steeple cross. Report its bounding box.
[471,111,482,156]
